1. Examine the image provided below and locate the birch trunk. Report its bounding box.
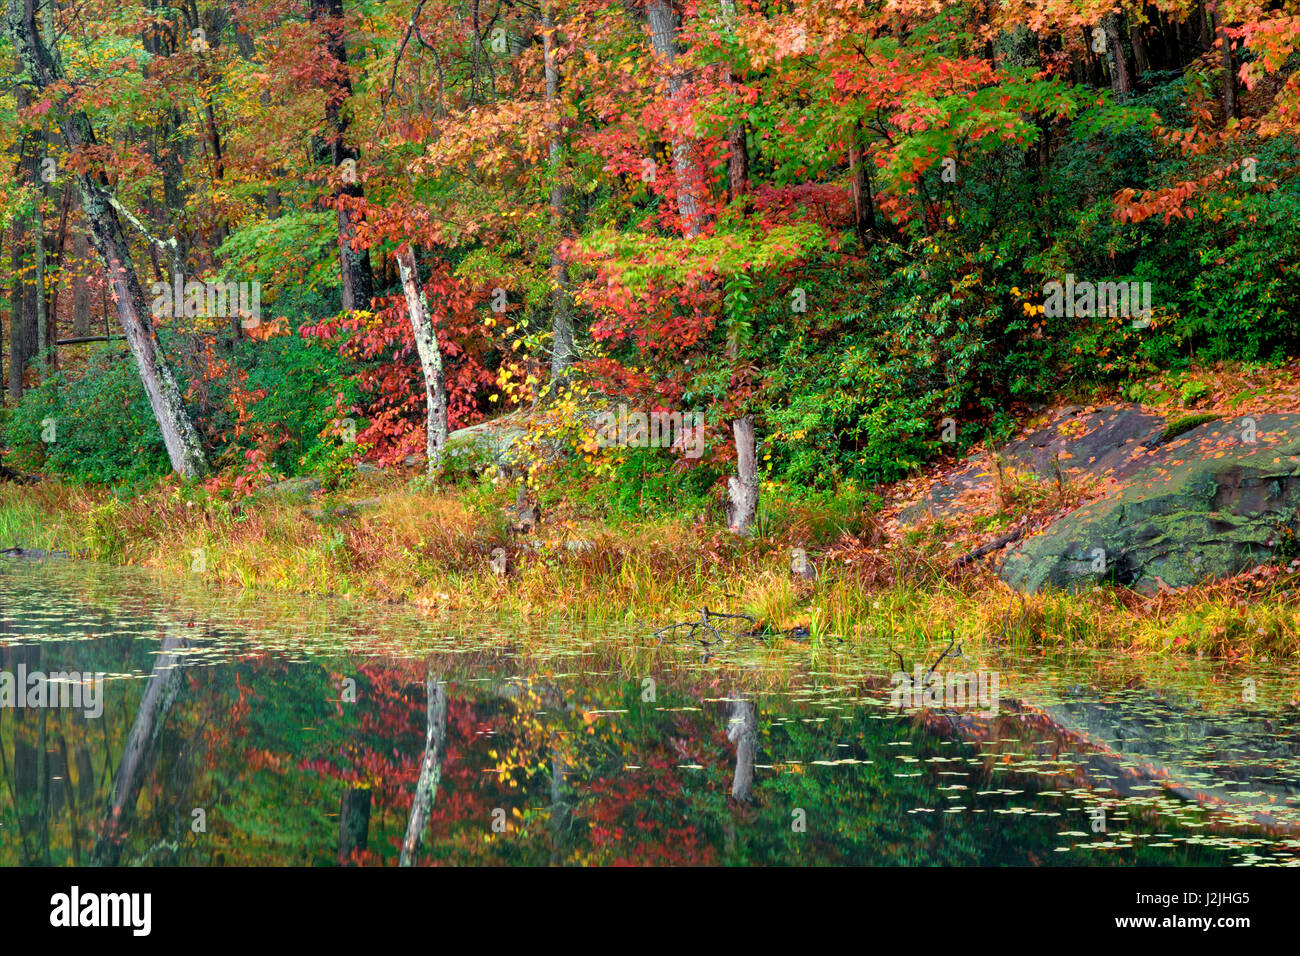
[395,245,449,473]
[399,671,448,866]
[4,0,208,477]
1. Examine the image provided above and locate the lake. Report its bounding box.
[1,560,1297,866]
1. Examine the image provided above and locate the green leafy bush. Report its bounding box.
[3,349,171,484]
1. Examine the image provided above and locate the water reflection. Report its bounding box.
[0,561,1296,866]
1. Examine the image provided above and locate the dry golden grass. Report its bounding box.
[4,476,1300,663]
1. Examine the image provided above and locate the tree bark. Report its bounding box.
[848,122,874,246]
[72,231,91,337]
[645,0,703,237]
[395,245,449,473]
[8,88,40,400]
[543,4,575,381]
[726,415,759,534]
[1214,6,1237,121]
[1102,14,1132,97]
[5,0,209,477]
[310,0,374,312]
[399,671,448,866]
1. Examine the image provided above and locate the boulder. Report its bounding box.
[900,405,1166,523]
[1000,413,1300,593]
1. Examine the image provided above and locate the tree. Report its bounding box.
[4,0,208,478]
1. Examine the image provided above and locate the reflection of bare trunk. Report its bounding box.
[338,786,371,864]
[727,695,756,801]
[726,415,759,534]
[395,245,449,473]
[549,749,570,865]
[399,671,448,866]
[92,635,188,866]
[543,5,575,382]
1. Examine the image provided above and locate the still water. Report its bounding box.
[1,560,1297,866]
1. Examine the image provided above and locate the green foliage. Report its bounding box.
[197,303,364,478]
[2,348,171,485]
[580,445,719,519]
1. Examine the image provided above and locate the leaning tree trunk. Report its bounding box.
[395,245,449,473]
[399,670,448,867]
[543,4,575,382]
[4,0,208,477]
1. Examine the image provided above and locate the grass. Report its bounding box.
[3,474,1300,664]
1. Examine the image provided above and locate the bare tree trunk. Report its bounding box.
[310,0,374,312]
[1102,14,1132,96]
[8,88,40,400]
[543,4,574,381]
[33,182,48,373]
[1214,6,1237,121]
[92,634,188,866]
[72,231,91,337]
[727,695,756,801]
[726,415,759,534]
[720,0,749,204]
[8,222,35,401]
[395,245,449,473]
[646,0,702,237]
[848,122,875,247]
[5,0,209,477]
[399,671,448,866]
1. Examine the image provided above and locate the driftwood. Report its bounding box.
[649,607,759,648]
